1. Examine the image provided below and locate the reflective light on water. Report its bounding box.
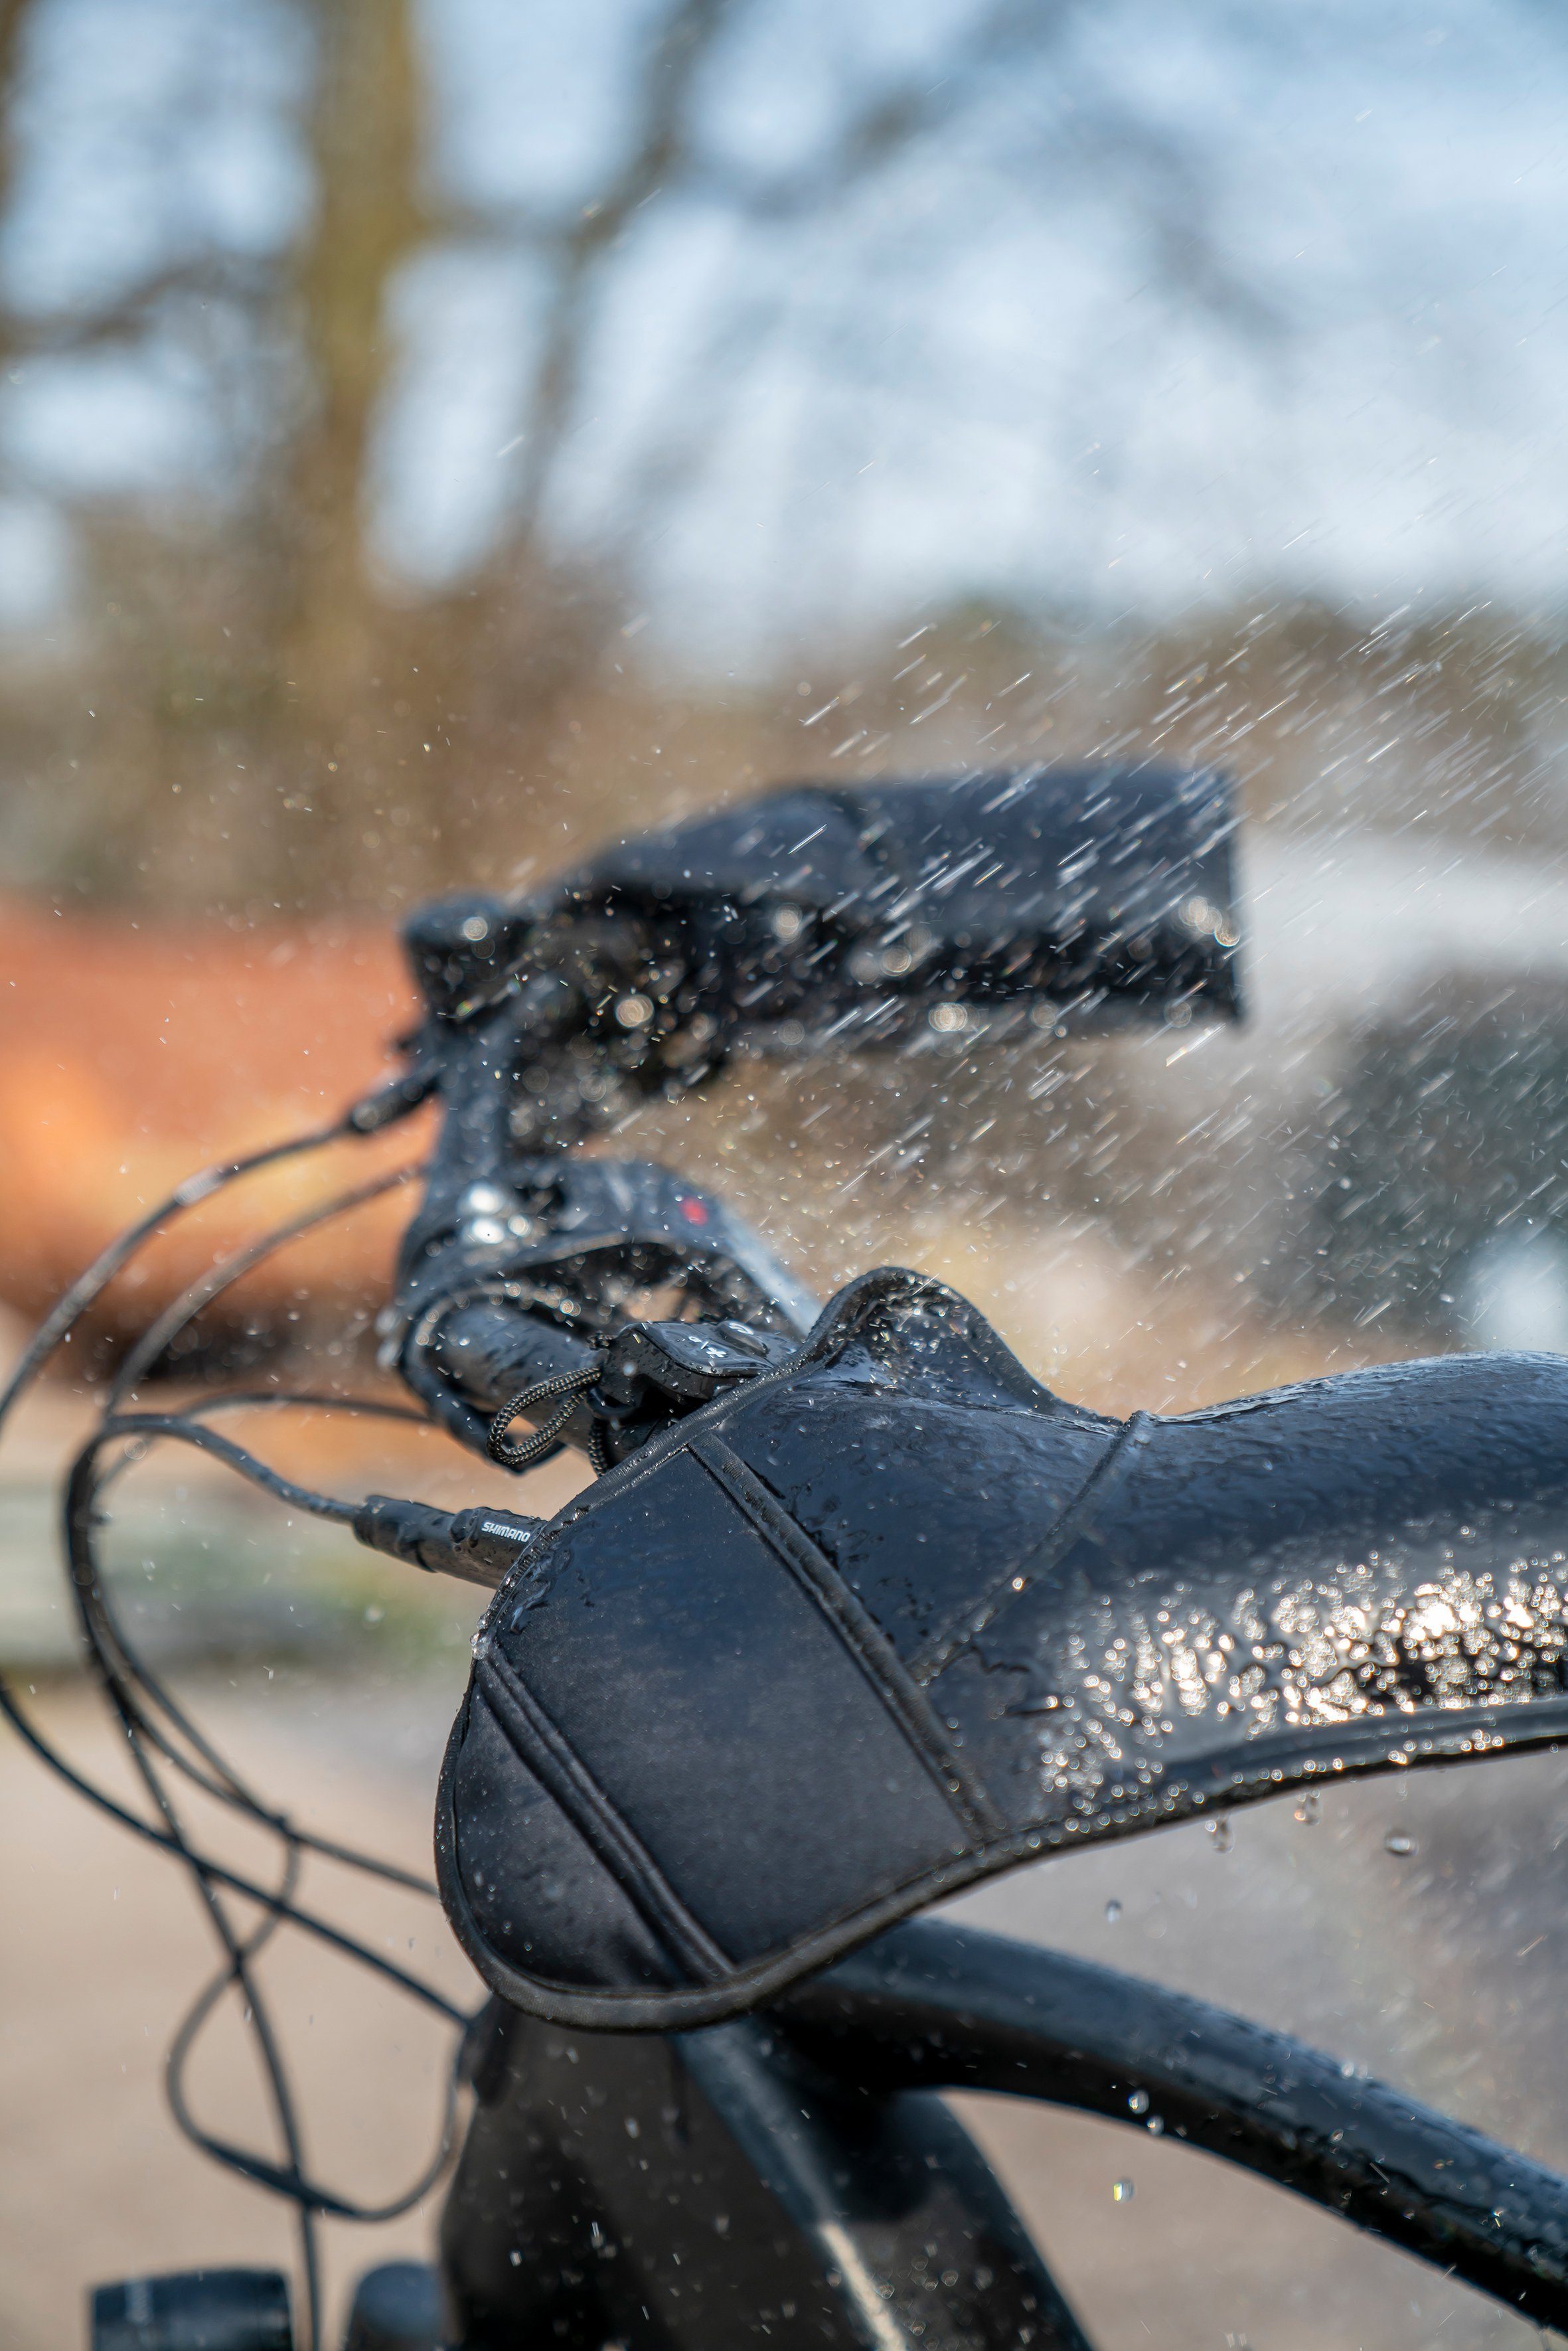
[1456,1230,1568,1355]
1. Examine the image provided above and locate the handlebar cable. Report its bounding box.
[46,1392,473,2351]
[77,1167,433,1872]
[84,1406,362,1521]
[70,1394,443,1892]
[106,1160,424,1408]
[0,1113,355,1443]
[21,1395,473,2342]
[117,1709,326,2348]
[64,1390,443,1867]
[0,1138,433,1879]
[53,1392,474,1974]
[0,1670,465,2011]
[165,1937,464,2225]
[0,1139,445,1879]
[0,1631,467,2351]
[0,1151,454,1892]
[0,1133,467,2346]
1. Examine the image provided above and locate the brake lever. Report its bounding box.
[487,1316,799,1473]
[352,1317,798,1588]
[596,1317,798,1411]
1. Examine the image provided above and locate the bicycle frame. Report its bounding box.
[435,1917,1568,2348]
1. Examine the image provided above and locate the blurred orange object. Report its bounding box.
[0,895,430,1358]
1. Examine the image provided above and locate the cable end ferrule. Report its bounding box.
[352,1494,544,1587]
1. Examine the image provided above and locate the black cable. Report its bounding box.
[108,1161,423,1405]
[57,1395,472,2267]
[0,1115,353,1439]
[0,1676,465,2018]
[166,1950,463,2224]
[50,1408,467,2348]
[0,1111,353,2334]
[86,1409,359,1522]
[0,1123,392,1866]
[116,1696,325,2349]
[62,1399,401,1840]
[0,1637,459,2351]
[70,1393,441,1898]
[91,1157,425,1844]
[164,1838,304,2200]
[0,1115,471,2328]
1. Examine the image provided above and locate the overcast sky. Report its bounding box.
[2,0,1567,662]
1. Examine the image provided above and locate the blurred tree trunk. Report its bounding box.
[0,0,37,401]
[274,0,427,841]
[264,0,588,904]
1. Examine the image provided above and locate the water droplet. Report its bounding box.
[1127,2089,1149,2114]
[1384,1830,1416,1857]
[1112,2178,1135,2204]
[1146,2115,1164,2135]
[1206,1816,1233,1853]
[1105,1898,1123,1924]
[1294,1792,1320,1826]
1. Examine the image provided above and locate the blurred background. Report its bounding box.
[6,3,1568,2347]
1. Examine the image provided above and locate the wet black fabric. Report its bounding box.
[566,768,1237,974]
[437,1267,1568,2028]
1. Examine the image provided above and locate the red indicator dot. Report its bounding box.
[678,1196,710,1226]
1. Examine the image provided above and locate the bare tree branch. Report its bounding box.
[510,0,739,536]
[503,0,1093,566]
[1065,100,1284,342]
[688,0,1080,223]
[5,258,275,360]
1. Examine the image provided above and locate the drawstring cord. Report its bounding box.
[489,1358,608,1472]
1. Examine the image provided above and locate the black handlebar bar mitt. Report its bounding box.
[435,1265,1568,2031]
[558,766,1242,1023]
[403,893,536,1019]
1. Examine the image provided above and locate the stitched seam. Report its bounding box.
[473,1651,732,1984]
[688,1431,1006,1845]
[441,1683,1568,2028]
[481,1266,1075,1628]
[481,1309,823,1599]
[909,1410,1158,1685]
